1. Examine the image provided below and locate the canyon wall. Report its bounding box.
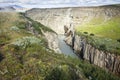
[26,21,61,53]
[64,26,120,76]
[42,31,61,53]
[25,6,120,34]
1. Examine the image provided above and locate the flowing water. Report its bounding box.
[58,35,78,58]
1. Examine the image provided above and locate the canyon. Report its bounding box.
[25,5,120,76]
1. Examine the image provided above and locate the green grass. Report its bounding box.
[76,16,120,54]
[78,60,120,80]
[76,17,120,39]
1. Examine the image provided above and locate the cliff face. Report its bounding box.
[42,31,61,53]
[74,35,120,75]
[26,21,61,53]
[64,26,120,76]
[25,6,120,34]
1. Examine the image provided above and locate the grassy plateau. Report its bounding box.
[76,16,120,55]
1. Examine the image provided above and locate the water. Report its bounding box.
[58,35,78,58]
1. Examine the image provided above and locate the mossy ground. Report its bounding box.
[0,12,119,80]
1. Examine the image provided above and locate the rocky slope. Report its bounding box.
[42,31,61,53]
[25,5,120,34]
[26,20,61,53]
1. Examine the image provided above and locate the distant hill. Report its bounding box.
[0,6,15,11]
[11,5,24,10]
[0,5,25,12]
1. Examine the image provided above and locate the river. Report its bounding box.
[58,35,78,58]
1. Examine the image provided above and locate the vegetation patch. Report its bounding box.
[0,52,4,62]
[83,32,88,34]
[11,36,42,49]
[117,39,120,43]
[78,60,120,80]
[0,31,10,45]
[90,33,95,36]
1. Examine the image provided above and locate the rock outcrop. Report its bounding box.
[26,21,61,53]
[42,31,61,53]
[64,26,120,76]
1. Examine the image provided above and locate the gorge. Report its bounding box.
[25,5,120,76]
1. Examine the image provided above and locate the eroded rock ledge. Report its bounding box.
[42,31,61,53]
[26,21,61,53]
[64,26,120,76]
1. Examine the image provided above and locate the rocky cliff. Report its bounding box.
[42,31,61,53]
[25,5,120,34]
[26,20,61,53]
[64,25,120,76]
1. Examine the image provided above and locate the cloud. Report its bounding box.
[1,0,119,4]
[0,0,17,3]
[0,0,120,8]
[18,0,72,4]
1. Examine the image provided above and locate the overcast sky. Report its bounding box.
[0,0,120,8]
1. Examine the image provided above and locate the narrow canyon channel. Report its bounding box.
[58,34,78,58]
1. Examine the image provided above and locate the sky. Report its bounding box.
[0,0,120,8]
